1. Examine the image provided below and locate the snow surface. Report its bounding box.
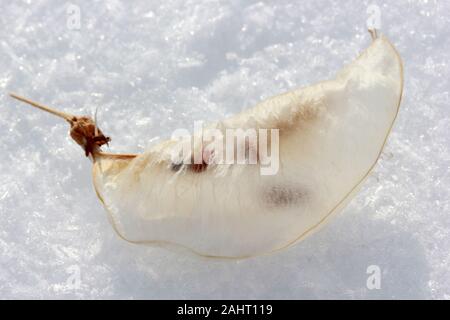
[0,0,449,299]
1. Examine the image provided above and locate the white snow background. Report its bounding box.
[0,0,449,299]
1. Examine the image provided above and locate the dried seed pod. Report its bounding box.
[10,31,403,258]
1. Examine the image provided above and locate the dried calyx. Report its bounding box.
[68,116,110,157]
[9,93,110,158]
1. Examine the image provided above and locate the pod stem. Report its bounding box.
[9,93,138,161]
[9,93,75,122]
